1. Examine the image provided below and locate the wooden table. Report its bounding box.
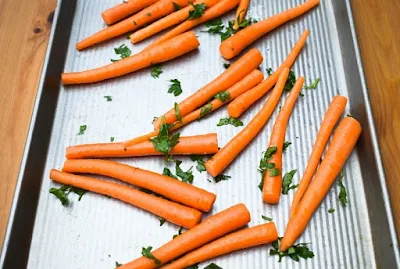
[0,0,399,248]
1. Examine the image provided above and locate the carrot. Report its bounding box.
[161,223,278,269]
[102,0,159,25]
[289,96,347,218]
[76,0,192,50]
[130,0,220,43]
[65,31,199,85]
[227,30,309,118]
[153,48,263,128]
[124,69,263,147]
[205,68,290,177]
[262,76,304,204]
[220,0,319,59]
[62,159,216,212]
[118,203,251,269]
[50,169,202,228]
[147,0,240,47]
[280,117,362,251]
[232,0,250,30]
[66,133,218,159]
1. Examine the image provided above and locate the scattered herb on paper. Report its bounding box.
[104,95,112,101]
[111,44,131,62]
[150,121,180,155]
[49,184,87,205]
[190,155,206,173]
[159,218,166,226]
[304,78,321,90]
[115,261,122,267]
[174,102,182,123]
[217,117,243,127]
[282,169,298,194]
[262,215,273,221]
[175,160,194,183]
[78,125,87,135]
[204,263,223,269]
[284,70,296,92]
[283,141,292,152]
[168,79,183,96]
[223,63,231,69]
[266,67,273,76]
[337,171,348,206]
[173,227,184,239]
[270,238,314,262]
[141,246,161,265]
[213,174,231,183]
[151,65,163,78]
[328,208,335,213]
[110,137,115,142]
[188,3,206,20]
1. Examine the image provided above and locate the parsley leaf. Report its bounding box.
[328,208,335,213]
[175,160,194,183]
[104,95,112,101]
[151,65,163,78]
[262,215,273,221]
[202,18,256,42]
[188,3,206,20]
[214,91,231,102]
[282,169,298,194]
[141,246,161,265]
[223,63,231,69]
[78,125,87,135]
[150,121,180,155]
[270,238,314,262]
[110,137,115,142]
[266,67,273,76]
[284,70,296,92]
[111,44,131,62]
[115,261,122,267]
[202,19,224,34]
[70,186,87,201]
[217,117,243,127]
[338,171,348,206]
[49,187,69,205]
[159,218,166,226]
[162,167,178,179]
[173,227,184,239]
[190,155,206,172]
[199,103,213,119]
[258,146,278,190]
[172,2,181,10]
[174,103,182,123]
[283,141,291,152]
[213,174,231,183]
[168,79,183,96]
[204,263,222,269]
[304,78,321,90]
[49,184,87,205]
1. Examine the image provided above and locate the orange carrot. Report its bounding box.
[102,0,159,25]
[62,159,216,212]
[65,31,199,85]
[227,29,309,118]
[118,203,251,269]
[153,48,263,128]
[130,0,219,43]
[161,223,278,269]
[289,96,347,218]
[205,68,290,177]
[124,69,263,147]
[220,0,319,59]
[50,169,202,228]
[76,0,192,50]
[232,0,250,30]
[280,117,362,251]
[147,0,240,47]
[66,133,218,159]
[262,77,304,204]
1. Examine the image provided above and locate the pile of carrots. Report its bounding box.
[49,0,366,266]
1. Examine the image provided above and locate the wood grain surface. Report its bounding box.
[0,0,399,250]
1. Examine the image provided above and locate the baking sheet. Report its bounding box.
[1,0,399,268]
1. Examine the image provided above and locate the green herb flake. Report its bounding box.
[159,218,166,226]
[70,186,87,201]
[174,103,182,123]
[175,160,194,184]
[282,169,298,194]
[270,238,314,262]
[217,117,243,127]
[111,44,131,62]
[115,261,122,267]
[283,141,292,152]
[78,125,87,135]
[190,155,206,173]
[49,187,69,205]
[202,18,224,34]
[172,2,181,10]
[162,167,178,179]
[151,65,163,78]
[213,174,231,183]
[49,184,87,205]
[168,79,183,96]
[284,70,296,92]
[104,95,112,101]
[338,171,348,206]
[269,168,281,177]
[110,137,115,142]
[188,3,206,20]
[258,146,279,190]
[266,67,273,76]
[262,215,273,221]
[202,18,256,42]
[304,78,321,90]
[204,263,223,269]
[186,265,199,269]
[141,246,161,265]
[199,103,213,119]
[328,208,335,213]
[214,91,231,102]
[150,121,180,155]
[173,227,184,239]
[223,63,231,69]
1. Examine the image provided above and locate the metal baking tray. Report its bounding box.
[1,0,399,268]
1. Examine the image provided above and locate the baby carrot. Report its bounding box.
[62,159,216,212]
[220,0,319,59]
[66,133,219,159]
[205,68,290,177]
[50,170,202,228]
[227,30,309,118]
[64,31,199,85]
[280,117,362,251]
[118,203,251,269]
[161,223,278,269]
[262,77,305,204]
[290,96,347,218]
[232,0,250,30]
[102,0,159,25]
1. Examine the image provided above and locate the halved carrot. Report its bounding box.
[65,31,199,85]
[280,117,362,251]
[76,0,192,50]
[147,0,240,47]
[289,96,347,218]
[50,169,202,228]
[131,0,220,43]
[227,29,309,118]
[232,0,250,30]
[220,0,319,59]
[124,69,263,147]
[205,68,290,177]
[153,48,263,128]
[62,159,216,212]
[102,0,159,25]
[262,76,304,204]
[161,223,278,269]
[118,203,251,269]
[66,133,218,159]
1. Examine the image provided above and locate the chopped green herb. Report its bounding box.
[223,63,231,69]
[338,171,348,206]
[282,169,298,194]
[168,79,183,96]
[262,215,273,221]
[213,174,231,183]
[188,3,206,20]
[78,125,87,135]
[283,141,292,152]
[115,261,122,267]
[202,19,224,34]
[110,137,115,142]
[150,121,180,155]
[266,67,273,76]
[162,167,178,179]
[159,218,166,226]
[258,146,279,190]
[172,2,181,10]
[328,208,335,213]
[186,265,199,269]
[173,227,184,239]
[202,18,256,42]
[175,160,194,183]
[141,246,161,265]
[304,78,321,90]
[151,65,163,78]
[111,44,131,62]
[104,95,112,101]
[190,155,206,173]
[270,238,314,262]
[284,70,296,92]
[214,91,231,102]
[217,117,243,127]
[174,103,182,123]
[269,168,281,177]
[70,186,87,201]
[49,184,87,205]
[199,103,213,119]
[204,263,222,269]
[49,187,69,205]
[347,113,353,118]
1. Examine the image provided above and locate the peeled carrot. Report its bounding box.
[50,169,202,228]
[161,223,278,269]
[124,69,263,147]
[228,30,309,118]
[147,0,240,47]
[66,133,218,159]
[65,31,199,85]
[220,0,319,59]
[62,159,216,212]
[153,48,263,128]
[76,0,191,50]
[232,0,250,30]
[118,203,251,269]
[131,0,219,43]
[102,0,159,25]
[289,96,347,218]
[205,68,290,177]
[280,117,362,251]
[262,76,304,204]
